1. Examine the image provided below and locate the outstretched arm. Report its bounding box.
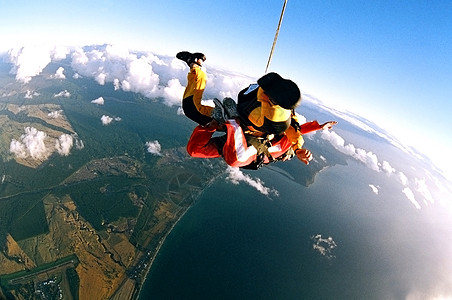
[300,120,338,134]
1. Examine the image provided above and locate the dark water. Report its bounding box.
[139,161,452,299]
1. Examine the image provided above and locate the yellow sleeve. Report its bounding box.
[184,68,213,117]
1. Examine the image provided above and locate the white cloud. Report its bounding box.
[170,57,186,71]
[10,128,82,162]
[9,139,27,158]
[91,96,104,105]
[5,44,255,116]
[415,178,434,205]
[294,112,307,126]
[162,78,185,106]
[18,127,48,159]
[369,184,380,195]
[320,130,355,156]
[320,129,380,171]
[145,140,162,156]
[101,115,113,125]
[101,115,121,125]
[381,160,396,175]
[54,90,71,98]
[51,46,70,60]
[319,129,435,209]
[24,90,33,99]
[113,78,120,90]
[307,97,419,158]
[24,90,40,99]
[177,107,185,116]
[226,166,279,197]
[354,148,380,172]
[55,134,73,156]
[311,234,337,260]
[398,171,409,186]
[206,72,247,100]
[10,127,49,160]
[74,135,85,150]
[47,110,62,119]
[69,45,254,107]
[71,45,161,97]
[402,187,421,210]
[121,56,160,95]
[7,46,52,83]
[51,67,66,79]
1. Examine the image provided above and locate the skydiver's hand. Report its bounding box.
[296,148,313,165]
[320,121,337,130]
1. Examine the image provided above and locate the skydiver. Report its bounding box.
[186,98,337,169]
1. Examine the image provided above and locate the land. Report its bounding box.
[0,146,222,299]
[0,87,224,299]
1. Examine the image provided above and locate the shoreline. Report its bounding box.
[131,173,220,300]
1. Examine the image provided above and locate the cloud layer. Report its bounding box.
[318,128,434,210]
[7,46,69,83]
[7,44,254,108]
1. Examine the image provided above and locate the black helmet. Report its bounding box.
[257,72,301,109]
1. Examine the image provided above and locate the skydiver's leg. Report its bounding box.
[182,95,214,126]
[186,125,222,158]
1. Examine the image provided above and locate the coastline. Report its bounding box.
[131,173,221,300]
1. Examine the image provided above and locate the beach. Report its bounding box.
[131,173,221,300]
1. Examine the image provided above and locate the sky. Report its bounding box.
[1,0,451,181]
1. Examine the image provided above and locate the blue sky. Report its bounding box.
[1,0,451,180]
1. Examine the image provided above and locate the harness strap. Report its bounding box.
[245,135,275,162]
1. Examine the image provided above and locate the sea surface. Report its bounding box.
[139,160,449,299]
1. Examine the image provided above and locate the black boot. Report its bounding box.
[176,51,193,66]
[176,51,206,66]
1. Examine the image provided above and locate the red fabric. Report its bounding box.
[186,125,221,158]
[299,120,322,134]
[187,120,293,168]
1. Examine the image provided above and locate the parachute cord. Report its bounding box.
[264,0,288,74]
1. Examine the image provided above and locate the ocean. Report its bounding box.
[139,161,450,299]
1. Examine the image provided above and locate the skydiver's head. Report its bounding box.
[258,72,301,109]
